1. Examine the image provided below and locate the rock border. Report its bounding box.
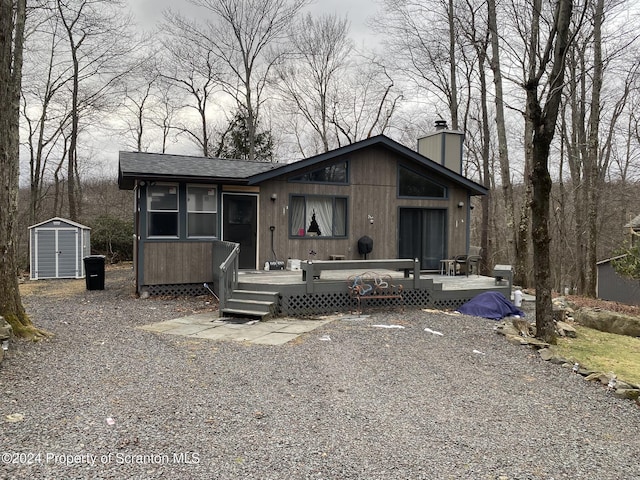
[495,316,640,404]
[0,315,12,365]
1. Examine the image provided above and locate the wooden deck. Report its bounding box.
[239,269,499,289]
[235,268,511,316]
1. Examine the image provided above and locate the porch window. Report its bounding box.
[290,195,347,238]
[147,184,178,237]
[187,185,217,237]
[398,165,446,198]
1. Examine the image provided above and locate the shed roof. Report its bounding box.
[624,214,640,229]
[118,135,488,196]
[28,217,91,230]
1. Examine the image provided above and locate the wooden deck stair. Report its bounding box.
[220,289,279,320]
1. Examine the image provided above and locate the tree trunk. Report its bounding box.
[526,0,574,344]
[478,44,491,275]
[514,117,532,288]
[488,0,516,268]
[583,0,604,297]
[448,0,459,130]
[0,0,47,339]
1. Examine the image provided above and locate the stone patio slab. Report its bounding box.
[273,320,332,334]
[138,315,336,345]
[249,332,300,345]
[161,324,214,336]
[191,329,235,340]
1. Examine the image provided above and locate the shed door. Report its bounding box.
[35,228,79,279]
[35,230,56,278]
[57,230,78,277]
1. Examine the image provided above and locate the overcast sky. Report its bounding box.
[19,1,383,185]
[128,0,379,44]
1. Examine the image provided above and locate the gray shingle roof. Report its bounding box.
[118,152,279,189]
[248,134,488,196]
[624,214,640,229]
[118,135,488,196]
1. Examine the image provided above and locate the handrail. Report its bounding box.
[217,242,240,312]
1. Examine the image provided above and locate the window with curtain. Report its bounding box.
[187,185,217,237]
[290,195,347,238]
[147,184,178,237]
[398,165,447,198]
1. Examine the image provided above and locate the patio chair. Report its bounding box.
[454,246,482,276]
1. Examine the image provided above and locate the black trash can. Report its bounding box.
[84,255,105,290]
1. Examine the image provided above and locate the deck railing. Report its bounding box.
[217,241,240,311]
[301,258,422,293]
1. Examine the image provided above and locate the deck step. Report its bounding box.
[230,290,279,302]
[224,298,273,313]
[220,308,270,320]
[220,289,278,320]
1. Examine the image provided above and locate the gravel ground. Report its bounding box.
[1,266,639,480]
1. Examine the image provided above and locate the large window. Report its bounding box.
[290,162,348,184]
[147,184,178,237]
[398,165,446,198]
[290,195,347,238]
[187,185,217,237]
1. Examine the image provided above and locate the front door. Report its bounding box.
[398,208,446,270]
[222,193,258,269]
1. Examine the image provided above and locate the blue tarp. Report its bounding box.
[457,291,524,320]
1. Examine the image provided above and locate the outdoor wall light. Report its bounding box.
[457,201,464,208]
[270,193,277,201]
[368,214,374,224]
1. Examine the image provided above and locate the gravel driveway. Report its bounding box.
[1,266,639,479]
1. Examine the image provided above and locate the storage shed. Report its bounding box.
[29,217,91,280]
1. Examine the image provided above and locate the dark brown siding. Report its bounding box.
[144,242,214,284]
[257,146,471,267]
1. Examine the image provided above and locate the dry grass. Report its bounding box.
[552,325,640,386]
[19,262,134,298]
[19,278,87,297]
[566,295,640,316]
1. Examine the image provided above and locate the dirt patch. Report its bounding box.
[19,262,136,299]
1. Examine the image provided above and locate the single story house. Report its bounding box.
[118,129,488,296]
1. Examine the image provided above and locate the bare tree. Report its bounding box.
[330,56,403,145]
[488,0,522,282]
[0,0,45,338]
[276,13,352,153]
[561,0,639,296]
[119,55,161,152]
[22,6,72,226]
[191,0,308,160]
[524,0,575,343]
[149,78,181,153]
[159,11,223,156]
[55,0,137,221]
[377,0,461,129]
[457,0,491,274]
